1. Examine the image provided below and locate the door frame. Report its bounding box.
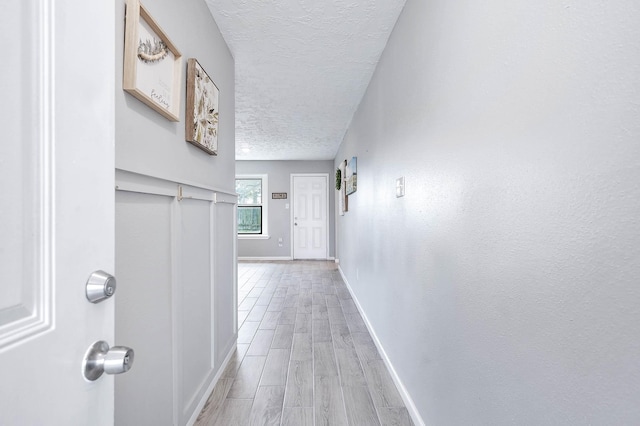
[290,173,330,260]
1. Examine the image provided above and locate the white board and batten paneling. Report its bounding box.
[291,174,329,259]
[114,169,238,426]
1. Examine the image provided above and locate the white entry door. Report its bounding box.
[0,0,117,424]
[292,175,329,259]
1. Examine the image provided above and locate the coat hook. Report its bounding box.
[177,185,193,202]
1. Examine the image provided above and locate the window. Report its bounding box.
[236,175,268,238]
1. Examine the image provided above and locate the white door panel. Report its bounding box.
[312,193,322,219]
[292,175,328,259]
[1,0,115,423]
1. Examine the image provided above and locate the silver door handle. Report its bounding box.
[83,341,135,381]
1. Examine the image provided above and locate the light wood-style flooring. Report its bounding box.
[195,261,414,426]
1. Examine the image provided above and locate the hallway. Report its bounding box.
[195,261,414,425]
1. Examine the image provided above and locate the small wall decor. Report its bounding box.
[339,160,347,215]
[185,58,220,155]
[123,0,182,122]
[272,193,287,199]
[345,156,357,195]
[335,168,342,190]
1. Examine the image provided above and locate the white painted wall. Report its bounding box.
[335,0,640,424]
[114,0,236,424]
[237,161,335,259]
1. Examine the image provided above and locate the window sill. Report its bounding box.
[238,235,270,240]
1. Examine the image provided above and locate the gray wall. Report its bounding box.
[336,0,640,424]
[116,0,235,189]
[114,0,236,424]
[237,160,335,259]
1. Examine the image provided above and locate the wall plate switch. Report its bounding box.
[396,177,405,197]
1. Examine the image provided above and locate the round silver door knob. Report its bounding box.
[83,341,135,381]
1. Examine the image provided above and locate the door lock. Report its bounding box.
[83,341,134,381]
[86,270,116,303]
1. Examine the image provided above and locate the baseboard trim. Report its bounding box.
[238,256,293,261]
[186,342,237,426]
[337,266,426,426]
[238,256,337,262]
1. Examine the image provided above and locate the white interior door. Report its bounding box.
[0,0,116,424]
[292,175,329,259]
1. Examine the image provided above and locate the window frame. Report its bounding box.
[235,174,269,239]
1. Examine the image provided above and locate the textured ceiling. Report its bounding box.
[204,0,406,160]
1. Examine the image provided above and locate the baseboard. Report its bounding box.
[186,342,237,426]
[338,266,426,426]
[238,256,336,262]
[238,256,292,261]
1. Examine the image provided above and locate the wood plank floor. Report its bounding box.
[195,261,414,426]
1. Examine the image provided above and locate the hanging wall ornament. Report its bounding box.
[137,38,169,63]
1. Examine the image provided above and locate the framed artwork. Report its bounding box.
[123,0,182,122]
[338,160,346,215]
[346,156,357,195]
[185,58,220,155]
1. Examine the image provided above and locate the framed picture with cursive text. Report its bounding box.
[123,0,182,121]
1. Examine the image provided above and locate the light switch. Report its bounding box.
[285,203,289,209]
[396,177,405,198]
